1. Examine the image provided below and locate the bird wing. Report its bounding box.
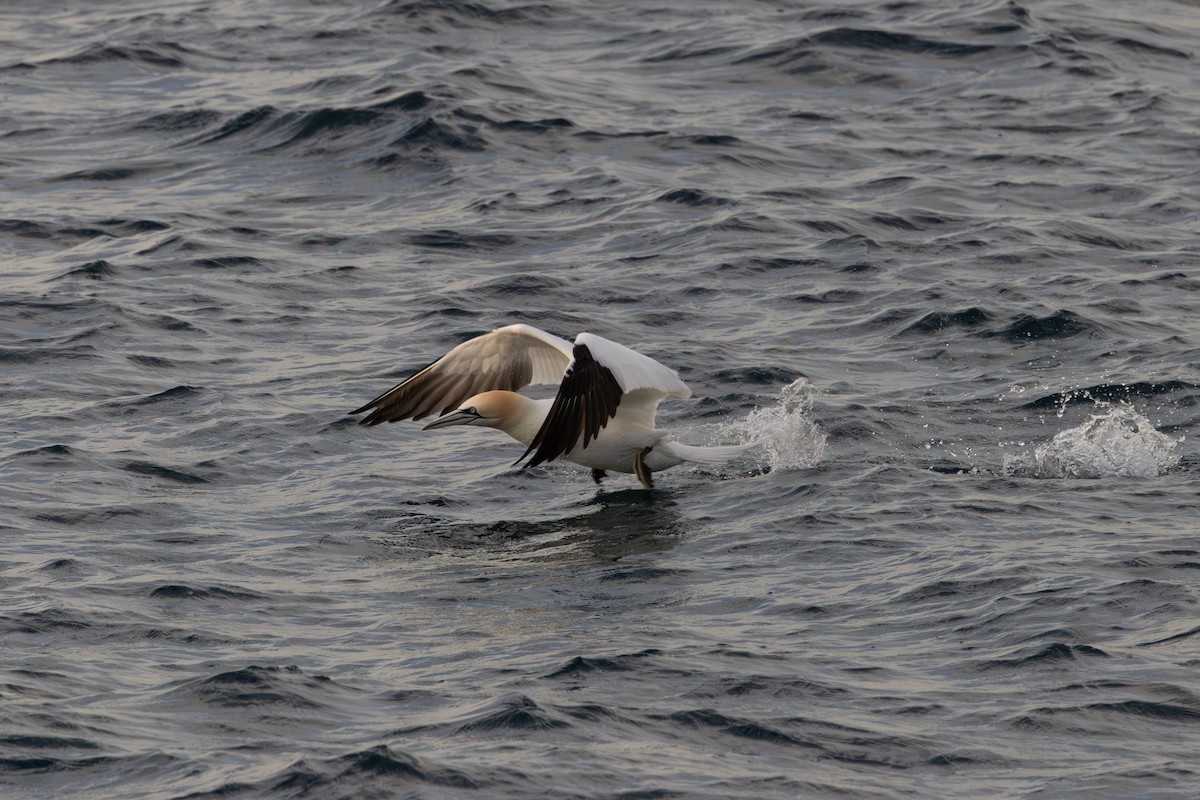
[518,332,690,468]
[353,324,573,424]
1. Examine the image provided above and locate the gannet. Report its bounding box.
[352,324,747,488]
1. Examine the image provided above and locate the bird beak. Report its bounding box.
[422,409,479,430]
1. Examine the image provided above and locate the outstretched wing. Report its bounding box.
[352,324,573,424]
[518,332,690,468]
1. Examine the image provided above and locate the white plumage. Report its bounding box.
[352,324,746,488]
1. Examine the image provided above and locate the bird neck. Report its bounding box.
[495,395,553,447]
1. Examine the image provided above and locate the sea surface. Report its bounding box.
[3,1,1200,798]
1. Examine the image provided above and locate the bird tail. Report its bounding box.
[660,441,752,465]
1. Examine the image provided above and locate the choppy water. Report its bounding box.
[3,1,1200,797]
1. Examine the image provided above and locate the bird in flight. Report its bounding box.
[352,324,747,488]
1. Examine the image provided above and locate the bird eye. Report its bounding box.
[466,406,478,415]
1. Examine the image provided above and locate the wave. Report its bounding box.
[37,42,196,69]
[657,188,734,207]
[981,309,1097,341]
[736,25,1014,77]
[451,694,571,733]
[164,665,356,711]
[809,28,999,58]
[1020,381,1197,411]
[148,584,262,600]
[375,0,558,26]
[901,307,991,335]
[181,745,485,798]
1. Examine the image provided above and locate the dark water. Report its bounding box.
[3,1,1200,797]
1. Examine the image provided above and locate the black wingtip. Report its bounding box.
[518,342,622,468]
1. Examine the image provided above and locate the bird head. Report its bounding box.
[422,390,517,430]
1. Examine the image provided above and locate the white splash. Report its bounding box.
[1003,405,1181,479]
[725,378,827,471]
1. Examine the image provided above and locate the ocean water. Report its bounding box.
[3,0,1199,797]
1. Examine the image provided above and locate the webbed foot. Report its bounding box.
[633,447,654,489]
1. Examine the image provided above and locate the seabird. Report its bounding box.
[351,324,748,488]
